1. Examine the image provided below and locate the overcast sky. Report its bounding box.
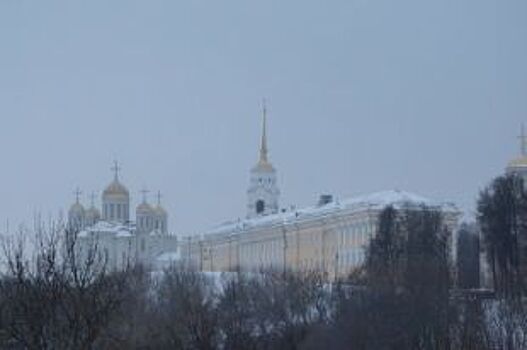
[0,0,526,234]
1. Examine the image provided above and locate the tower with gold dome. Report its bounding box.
[136,189,155,233]
[102,162,130,223]
[506,125,527,184]
[84,193,101,227]
[154,191,168,233]
[68,188,85,231]
[247,102,280,218]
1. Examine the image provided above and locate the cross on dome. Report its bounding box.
[111,160,121,181]
[156,191,162,205]
[140,187,150,203]
[74,187,82,204]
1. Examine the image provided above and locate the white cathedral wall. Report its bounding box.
[75,231,179,271]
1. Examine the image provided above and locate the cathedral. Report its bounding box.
[68,163,178,270]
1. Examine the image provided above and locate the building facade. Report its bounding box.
[184,190,460,279]
[68,105,461,277]
[68,163,178,270]
[181,106,461,279]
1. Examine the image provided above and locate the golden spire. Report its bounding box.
[259,99,268,163]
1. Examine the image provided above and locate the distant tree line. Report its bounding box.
[1,173,527,349]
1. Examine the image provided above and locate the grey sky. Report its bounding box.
[0,0,526,234]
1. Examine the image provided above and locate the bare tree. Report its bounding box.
[478,174,527,298]
[0,224,130,350]
[153,267,219,350]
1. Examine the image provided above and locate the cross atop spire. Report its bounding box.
[89,192,96,207]
[259,99,268,163]
[74,187,82,204]
[111,160,121,181]
[140,187,149,203]
[156,191,162,206]
[519,124,527,157]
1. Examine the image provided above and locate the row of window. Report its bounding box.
[138,216,166,232]
[340,221,376,247]
[194,219,378,271]
[239,240,283,268]
[103,203,129,220]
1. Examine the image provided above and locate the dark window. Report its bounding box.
[256,200,265,214]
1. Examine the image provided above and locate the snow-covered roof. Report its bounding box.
[116,230,133,238]
[148,229,166,236]
[206,190,459,236]
[78,220,134,238]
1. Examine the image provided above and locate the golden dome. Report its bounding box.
[69,202,85,213]
[154,205,167,216]
[85,206,100,218]
[153,191,167,216]
[508,156,527,168]
[103,180,130,197]
[136,202,154,213]
[252,159,275,172]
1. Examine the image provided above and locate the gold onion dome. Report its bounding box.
[85,208,100,222]
[103,180,129,197]
[137,188,155,213]
[508,156,527,168]
[104,161,130,197]
[137,201,154,213]
[85,193,100,218]
[69,202,85,212]
[86,204,100,217]
[154,204,167,216]
[69,188,85,212]
[508,125,527,169]
[154,191,167,216]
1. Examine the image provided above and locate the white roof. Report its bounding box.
[78,220,134,238]
[206,190,459,236]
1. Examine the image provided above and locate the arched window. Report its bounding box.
[256,200,265,214]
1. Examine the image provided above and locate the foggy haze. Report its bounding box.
[0,0,526,235]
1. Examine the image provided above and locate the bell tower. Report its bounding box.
[247,100,280,218]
